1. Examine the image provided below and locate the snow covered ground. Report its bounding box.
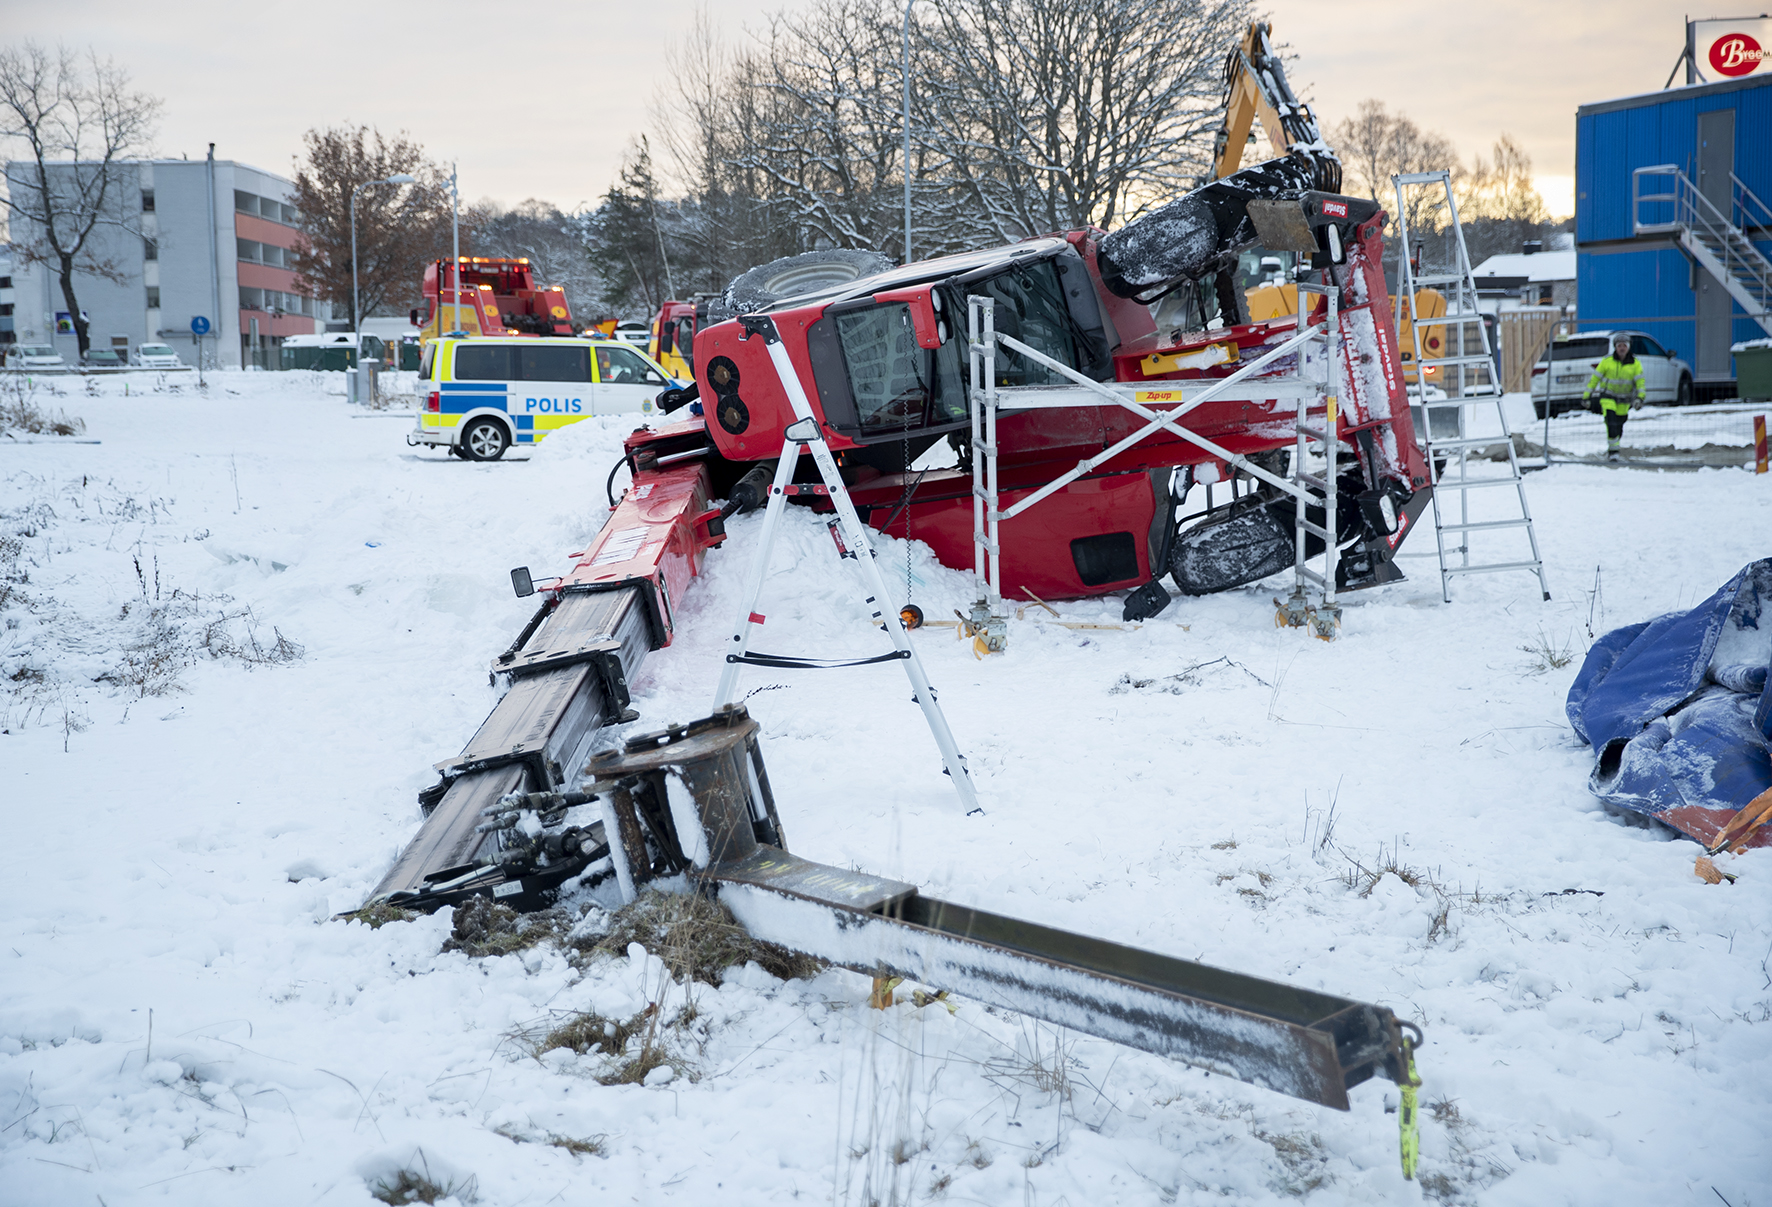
[3,370,1770,1206]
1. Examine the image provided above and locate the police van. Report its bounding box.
[407,335,681,460]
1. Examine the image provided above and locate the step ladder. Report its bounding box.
[712,313,980,813]
[1392,170,1550,603]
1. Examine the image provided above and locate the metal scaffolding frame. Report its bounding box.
[966,284,1347,642]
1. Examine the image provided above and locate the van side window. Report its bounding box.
[454,345,515,380]
[418,342,436,380]
[594,344,667,385]
[519,344,590,382]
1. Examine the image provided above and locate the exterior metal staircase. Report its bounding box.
[1634,164,1772,337]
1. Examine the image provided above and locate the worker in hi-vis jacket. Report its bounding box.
[1583,334,1645,462]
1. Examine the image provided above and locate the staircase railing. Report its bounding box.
[1633,164,1772,317]
[1735,171,1772,237]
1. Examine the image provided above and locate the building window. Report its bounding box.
[237,238,259,263]
[143,238,157,261]
[146,287,160,308]
[142,189,155,213]
[234,189,255,214]
[239,286,263,310]
[0,303,12,317]
[0,276,10,289]
[262,243,285,268]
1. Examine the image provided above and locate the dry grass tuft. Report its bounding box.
[1339,844,1436,897]
[537,1006,652,1060]
[529,1001,687,1087]
[444,896,572,958]
[1519,627,1576,674]
[581,888,825,986]
[543,1132,606,1157]
[369,1164,476,1205]
[1255,1129,1329,1195]
[347,902,418,930]
[494,1124,607,1158]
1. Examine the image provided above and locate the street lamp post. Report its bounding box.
[903,0,915,265]
[448,163,460,334]
[351,173,416,349]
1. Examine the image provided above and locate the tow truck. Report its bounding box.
[414,256,575,341]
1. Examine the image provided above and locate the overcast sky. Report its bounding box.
[9,0,1698,221]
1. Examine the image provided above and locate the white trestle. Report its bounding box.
[712,316,980,813]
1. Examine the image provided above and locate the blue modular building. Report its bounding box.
[1576,74,1772,398]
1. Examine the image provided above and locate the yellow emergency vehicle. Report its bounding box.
[407,336,682,461]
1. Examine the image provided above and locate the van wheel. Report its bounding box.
[462,419,509,461]
[1676,375,1693,406]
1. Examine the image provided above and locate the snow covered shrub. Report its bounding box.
[0,373,83,438]
[98,555,304,699]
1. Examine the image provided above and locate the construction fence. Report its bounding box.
[1531,402,1769,470]
[1415,310,1769,471]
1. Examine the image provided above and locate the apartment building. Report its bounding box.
[4,154,330,368]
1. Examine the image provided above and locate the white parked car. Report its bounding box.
[134,343,185,369]
[3,343,67,371]
[1530,330,1694,418]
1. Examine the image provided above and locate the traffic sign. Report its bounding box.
[190,316,211,335]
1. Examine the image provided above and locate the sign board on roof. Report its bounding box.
[1695,18,1772,79]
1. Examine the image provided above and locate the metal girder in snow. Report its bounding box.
[588,706,1416,1112]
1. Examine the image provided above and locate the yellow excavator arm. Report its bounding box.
[1211,24,1336,184]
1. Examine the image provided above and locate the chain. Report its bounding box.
[902,422,913,604]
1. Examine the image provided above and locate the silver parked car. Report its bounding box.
[1530,330,1694,418]
[133,342,185,369]
[3,343,67,371]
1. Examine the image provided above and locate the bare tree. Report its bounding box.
[658,0,1246,273]
[477,198,608,321]
[916,0,1248,242]
[1330,99,1458,238]
[287,125,460,327]
[649,8,795,293]
[1456,134,1554,264]
[0,43,160,357]
[731,0,916,254]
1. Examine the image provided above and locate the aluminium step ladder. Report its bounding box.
[1392,170,1550,603]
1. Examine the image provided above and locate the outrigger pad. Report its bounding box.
[1122,578,1173,622]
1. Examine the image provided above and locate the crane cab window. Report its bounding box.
[808,249,1108,445]
[968,260,1087,386]
[833,302,966,432]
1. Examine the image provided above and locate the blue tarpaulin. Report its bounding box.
[1566,559,1772,849]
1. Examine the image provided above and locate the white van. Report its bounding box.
[407,336,680,460]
